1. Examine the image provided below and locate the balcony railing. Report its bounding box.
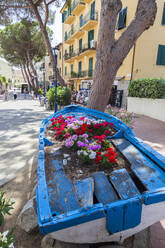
[80,11,98,29]
[72,0,85,14]
[67,70,94,79]
[64,42,96,61]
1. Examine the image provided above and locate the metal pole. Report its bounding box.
[54,51,58,113]
[43,71,46,96]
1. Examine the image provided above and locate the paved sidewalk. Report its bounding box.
[133,115,165,248]
[0,99,51,186]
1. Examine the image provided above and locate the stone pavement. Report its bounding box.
[133,115,165,248]
[0,99,51,186]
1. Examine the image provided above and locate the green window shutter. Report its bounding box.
[71,45,74,54]
[78,61,82,76]
[80,15,83,28]
[90,1,95,20]
[69,46,72,56]
[71,64,73,73]
[88,30,94,48]
[88,57,93,77]
[79,39,82,53]
[65,31,67,41]
[162,3,165,25]
[156,45,165,65]
[62,11,66,23]
[65,66,67,75]
[59,52,61,59]
[117,7,127,30]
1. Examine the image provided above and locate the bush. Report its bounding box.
[38,88,44,96]
[128,78,165,99]
[46,86,71,107]
[0,191,14,247]
[106,105,136,129]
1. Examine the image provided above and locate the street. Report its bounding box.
[0,99,50,186]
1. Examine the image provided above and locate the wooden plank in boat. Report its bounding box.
[110,168,141,200]
[92,172,119,204]
[106,197,142,234]
[74,178,94,208]
[48,159,80,214]
[112,139,165,192]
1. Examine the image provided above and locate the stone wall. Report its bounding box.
[127,97,165,122]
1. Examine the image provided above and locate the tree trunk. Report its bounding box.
[23,64,32,88]
[21,65,27,83]
[26,63,35,88]
[27,0,65,86]
[27,50,39,89]
[87,0,157,112]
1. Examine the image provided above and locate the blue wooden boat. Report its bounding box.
[37,105,165,243]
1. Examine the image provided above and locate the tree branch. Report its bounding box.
[0,4,30,10]
[112,0,157,68]
[44,0,49,27]
[47,0,56,6]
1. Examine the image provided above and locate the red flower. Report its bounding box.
[80,117,85,120]
[89,129,93,133]
[65,133,70,138]
[109,122,114,126]
[104,130,111,135]
[95,156,103,163]
[108,156,117,164]
[96,152,101,155]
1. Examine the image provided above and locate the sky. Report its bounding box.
[50,7,62,47]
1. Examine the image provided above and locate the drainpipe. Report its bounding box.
[130,43,136,81]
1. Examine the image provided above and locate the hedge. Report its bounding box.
[128,78,165,99]
[46,86,71,107]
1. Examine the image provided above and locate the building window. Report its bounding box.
[79,39,82,53]
[88,57,93,77]
[88,30,94,48]
[65,66,67,75]
[156,45,165,65]
[71,64,73,73]
[162,3,165,25]
[90,1,95,20]
[117,7,127,30]
[78,61,82,76]
[65,31,67,41]
[71,24,74,35]
[80,15,83,28]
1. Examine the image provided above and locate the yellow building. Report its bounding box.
[60,0,101,91]
[60,0,165,106]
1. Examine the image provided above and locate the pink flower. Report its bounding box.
[104,130,111,135]
[65,133,70,138]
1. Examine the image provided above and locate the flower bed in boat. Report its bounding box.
[45,115,130,181]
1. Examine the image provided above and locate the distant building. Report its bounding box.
[60,0,165,107]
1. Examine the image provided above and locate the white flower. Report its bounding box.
[89,151,96,159]
[77,150,83,156]
[83,151,88,156]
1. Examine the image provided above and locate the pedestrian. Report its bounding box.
[14,90,17,100]
[31,90,34,100]
[24,89,27,99]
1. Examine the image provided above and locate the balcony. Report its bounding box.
[76,41,97,59]
[67,70,94,80]
[64,29,75,44]
[63,11,75,24]
[72,0,86,15]
[83,0,93,3]
[64,26,84,44]
[80,11,98,31]
[64,52,76,63]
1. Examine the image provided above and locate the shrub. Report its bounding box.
[128,78,165,99]
[106,105,136,129]
[46,86,71,107]
[0,191,14,247]
[38,88,44,95]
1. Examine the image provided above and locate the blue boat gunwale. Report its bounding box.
[37,105,165,234]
